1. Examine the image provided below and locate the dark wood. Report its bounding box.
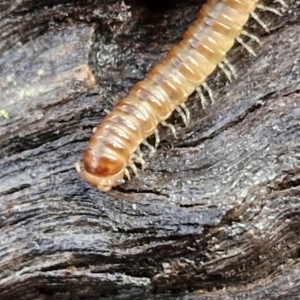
[0,0,299,299]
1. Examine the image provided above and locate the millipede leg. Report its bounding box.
[196,86,210,109]
[250,12,270,33]
[176,106,189,126]
[154,129,160,149]
[132,153,146,170]
[124,168,131,180]
[223,58,237,79]
[202,83,214,103]
[218,61,233,82]
[136,146,144,159]
[75,162,82,173]
[275,0,288,8]
[236,37,256,56]
[128,160,139,176]
[161,121,177,138]
[180,103,190,126]
[241,30,261,45]
[142,140,156,157]
[256,4,282,16]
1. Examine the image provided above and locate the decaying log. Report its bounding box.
[0,0,299,299]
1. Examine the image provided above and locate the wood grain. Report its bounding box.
[0,0,299,299]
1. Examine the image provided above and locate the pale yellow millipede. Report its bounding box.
[76,0,285,191]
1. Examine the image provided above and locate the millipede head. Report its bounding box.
[75,160,125,192]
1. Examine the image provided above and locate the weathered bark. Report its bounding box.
[0,0,299,299]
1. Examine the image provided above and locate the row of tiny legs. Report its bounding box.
[124,1,288,180]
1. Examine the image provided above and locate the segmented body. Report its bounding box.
[78,0,260,191]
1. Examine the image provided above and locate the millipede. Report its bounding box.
[76,0,287,191]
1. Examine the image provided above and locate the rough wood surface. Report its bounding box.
[0,0,299,299]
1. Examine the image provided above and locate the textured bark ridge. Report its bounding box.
[0,0,299,299]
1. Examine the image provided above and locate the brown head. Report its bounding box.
[76,149,126,192]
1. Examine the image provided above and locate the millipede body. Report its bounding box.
[77,0,260,191]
